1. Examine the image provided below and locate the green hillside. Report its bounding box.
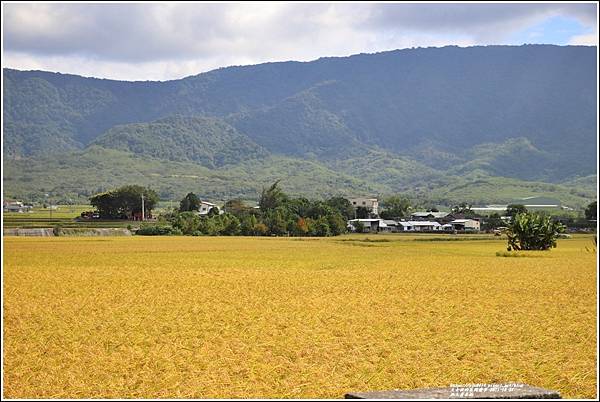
[3,45,597,207]
[4,145,594,208]
[92,116,267,168]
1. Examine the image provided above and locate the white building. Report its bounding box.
[349,197,379,216]
[397,221,442,232]
[198,201,219,215]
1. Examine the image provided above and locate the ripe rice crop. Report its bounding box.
[3,234,597,398]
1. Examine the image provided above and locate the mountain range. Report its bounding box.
[3,44,597,207]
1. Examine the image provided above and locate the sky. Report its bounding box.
[2,2,598,81]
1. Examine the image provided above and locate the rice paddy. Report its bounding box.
[2,234,597,398]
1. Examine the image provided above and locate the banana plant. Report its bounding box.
[506,212,565,251]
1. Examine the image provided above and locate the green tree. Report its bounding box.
[307,201,334,219]
[310,216,331,237]
[90,185,158,219]
[355,206,369,219]
[198,216,219,235]
[326,196,355,220]
[253,222,269,236]
[220,214,241,235]
[585,201,597,220]
[326,212,347,236]
[264,208,288,235]
[294,217,310,236]
[259,180,288,212]
[380,196,411,219]
[351,221,365,233]
[287,197,311,218]
[483,213,504,230]
[172,211,201,235]
[179,192,201,212]
[118,185,159,218]
[224,199,250,216]
[506,212,565,251]
[240,214,258,235]
[89,191,121,218]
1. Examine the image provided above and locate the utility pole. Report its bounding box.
[141,193,145,221]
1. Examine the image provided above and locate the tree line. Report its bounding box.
[88,183,597,239]
[139,181,355,237]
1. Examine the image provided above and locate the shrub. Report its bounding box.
[294,217,309,236]
[326,212,347,236]
[220,214,241,236]
[240,214,258,236]
[172,211,201,235]
[136,224,174,236]
[253,223,269,236]
[351,221,365,233]
[310,217,331,237]
[506,212,565,251]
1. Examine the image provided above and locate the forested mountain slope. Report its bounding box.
[3,45,596,205]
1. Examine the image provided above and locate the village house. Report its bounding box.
[198,201,219,215]
[346,215,482,234]
[347,218,389,233]
[382,219,399,232]
[349,197,379,216]
[448,219,481,232]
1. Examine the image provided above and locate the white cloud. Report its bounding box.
[2,2,597,81]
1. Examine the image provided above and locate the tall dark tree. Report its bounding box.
[483,213,504,230]
[179,192,201,212]
[224,199,250,216]
[89,191,121,219]
[326,196,355,220]
[380,196,411,219]
[264,208,288,235]
[327,212,347,236]
[307,201,334,219]
[287,197,311,218]
[585,201,597,220]
[259,180,288,212]
[355,206,370,219]
[90,185,158,219]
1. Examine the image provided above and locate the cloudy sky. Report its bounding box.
[2,2,597,81]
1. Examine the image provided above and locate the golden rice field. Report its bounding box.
[3,234,597,398]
